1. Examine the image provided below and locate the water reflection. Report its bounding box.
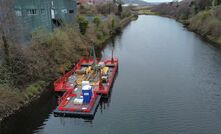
[0,90,57,134]
[99,72,118,114]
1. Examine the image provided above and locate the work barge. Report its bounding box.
[53,53,118,118]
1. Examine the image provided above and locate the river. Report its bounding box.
[1,15,221,134]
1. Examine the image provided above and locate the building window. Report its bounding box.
[69,10,74,14]
[15,10,22,16]
[27,9,38,15]
[61,9,68,14]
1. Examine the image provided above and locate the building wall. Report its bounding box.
[52,0,76,23]
[14,0,77,41]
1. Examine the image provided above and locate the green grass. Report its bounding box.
[137,9,157,15]
[22,81,47,100]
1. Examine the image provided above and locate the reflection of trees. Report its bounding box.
[99,97,112,113]
[0,91,57,134]
[111,36,116,48]
[99,71,118,113]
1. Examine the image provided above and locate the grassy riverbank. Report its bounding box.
[151,0,221,46]
[188,6,221,45]
[132,6,157,15]
[0,81,47,121]
[0,4,137,121]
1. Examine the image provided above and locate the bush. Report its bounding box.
[28,26,85,81]
[77,16,89,35]
[0,85,24,118]
[93,16,101,28]
[121,8,132,19]
[206,17,221,37]
[0,41,30,87]
[188,6,221,44]
[96,2,118,15]
[189,11,210,30]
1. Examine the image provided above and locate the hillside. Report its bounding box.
[152,0,221,45]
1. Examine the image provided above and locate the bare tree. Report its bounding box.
[195,0,212,10]
[0,0,16,65]
[0,0,25,85]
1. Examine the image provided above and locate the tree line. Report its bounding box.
[152,0,221,19]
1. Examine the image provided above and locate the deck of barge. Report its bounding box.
[54,95,101,118]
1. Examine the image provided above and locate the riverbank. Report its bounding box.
[187,8,221,46]
[0,13,137,122]
[151,1,221,47]
[132,6,157,15]
[0,81,47,122]
[154,14,221,47]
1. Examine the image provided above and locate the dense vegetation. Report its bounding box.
[78,2,131,18]
[0,3,134,120]
[152,0,221,44]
